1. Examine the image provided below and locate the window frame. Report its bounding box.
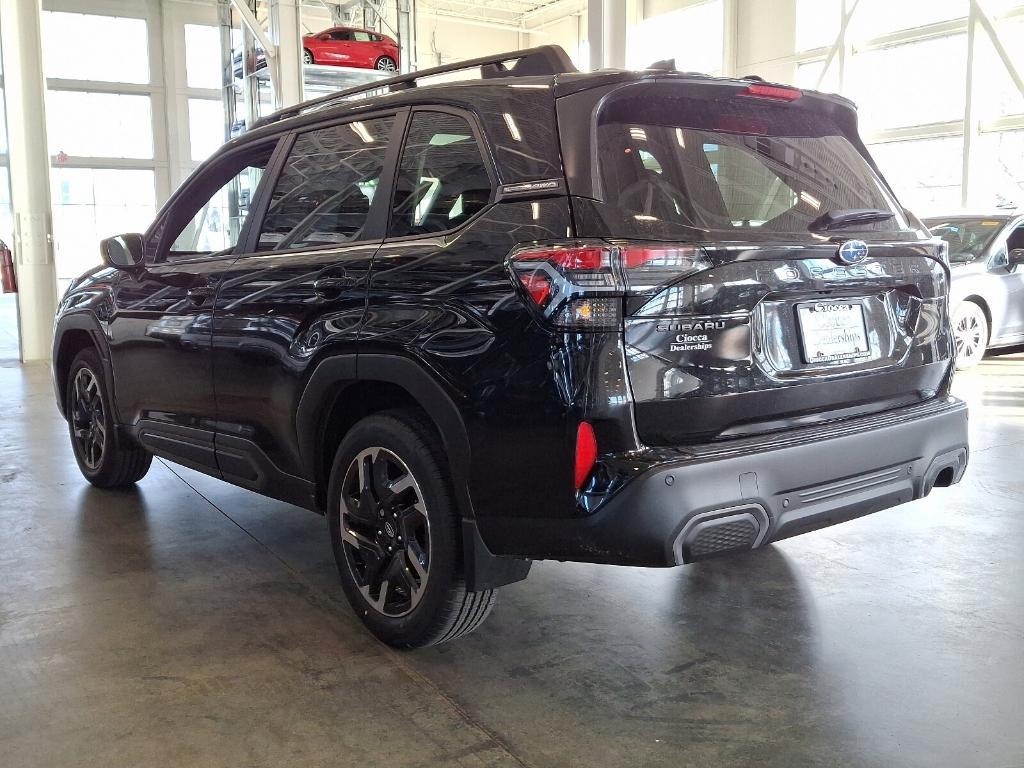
[237,108,409,259]
[382,106,498,243]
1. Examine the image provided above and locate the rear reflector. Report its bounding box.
[574,421,597,490]
[740,84,802,101]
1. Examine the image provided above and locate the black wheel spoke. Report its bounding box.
[372,455,393,504]
[360,546,387,593]
[406,538,428,583]
[342,488,375,526]
[358,453,375,497]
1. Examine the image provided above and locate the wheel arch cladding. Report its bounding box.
[53,320,105,419]
[298,354,474,518]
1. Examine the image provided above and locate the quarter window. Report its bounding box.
[389,112,492,237]
[257,117,394,250]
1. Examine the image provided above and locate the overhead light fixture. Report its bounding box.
[503,113,522,141]
[800,191,822,210]
[350,122,374,143]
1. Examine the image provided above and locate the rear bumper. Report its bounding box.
[480,397,969,566]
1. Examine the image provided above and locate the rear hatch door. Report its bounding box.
[557,77,952,445]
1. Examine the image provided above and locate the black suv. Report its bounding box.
[53,46,970,648]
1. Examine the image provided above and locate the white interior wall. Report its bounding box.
[522,0,800,82]
[416,17,522,66]
[527,16,582,62]
[733,0,797,83]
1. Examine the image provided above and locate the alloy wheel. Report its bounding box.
[71,367,106,470]
[954,306,985,363]
[376,57,397,72]
[339,447,430,617]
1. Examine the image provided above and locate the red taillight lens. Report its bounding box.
[739,84,802,101]
[515,246,606,271]
[509,242,711,328]
[574,421,597,490]
[518,273,552,306]
[619,245,708,293]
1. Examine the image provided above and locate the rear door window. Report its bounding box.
[388,112,492,237]
[593,88,906,239]
[256,116,394,251]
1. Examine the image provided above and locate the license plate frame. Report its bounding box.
[796,301,872,366]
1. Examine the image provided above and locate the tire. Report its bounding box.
[66,348,152,487]
[952,301,988,370]
[302,49,314,65]
[374,55,397,72]
[327,410,495,648]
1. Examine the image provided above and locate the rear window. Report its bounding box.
[594,91,907,239]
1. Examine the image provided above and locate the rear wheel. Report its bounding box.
[952,301,988,370]
[328,411,495,648]
[66,348,152,487]
[374,55,397,72]
[302,48,314,65]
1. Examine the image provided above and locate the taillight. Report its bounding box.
[739,83,802,101]
[574,421,597,490]
[509,242,711,329]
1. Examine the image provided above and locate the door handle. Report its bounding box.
[313,275,357,299]
[186,285,213,306]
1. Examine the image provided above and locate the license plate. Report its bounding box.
[796,302,871,365]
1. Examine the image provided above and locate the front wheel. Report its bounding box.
[952,301,988,370]
[374,55,397,72]
[66,348,152,487]
[327,410,495,648]
[302,49,314,65]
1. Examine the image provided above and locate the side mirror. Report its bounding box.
[1008,248,1024,267]
[317,32,331,40]
[100,233,145,269]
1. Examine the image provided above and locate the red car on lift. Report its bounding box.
[302,26,399,71]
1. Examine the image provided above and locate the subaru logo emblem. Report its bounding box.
[837,240,869,265]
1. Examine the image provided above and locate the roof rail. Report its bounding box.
[254,45,576,129]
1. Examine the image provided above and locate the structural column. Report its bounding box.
[0,0,58,362]
[268,0,304,108]
[588,0,626,71]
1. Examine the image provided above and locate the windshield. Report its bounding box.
[923,218,1006,264]
[593,90,907,240]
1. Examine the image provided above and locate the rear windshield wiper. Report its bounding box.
[809,208,895,232]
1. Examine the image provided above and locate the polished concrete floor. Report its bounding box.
[1,320,1022,766]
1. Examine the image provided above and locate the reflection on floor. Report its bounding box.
[1,350,1022,767]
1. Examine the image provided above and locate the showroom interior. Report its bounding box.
[1,0,1023,765]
